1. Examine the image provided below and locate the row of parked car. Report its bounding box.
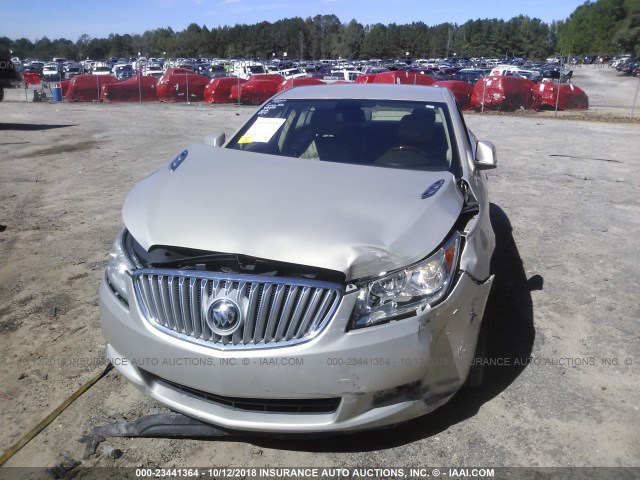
[50,64,588,115]
[38,61,83,80]
[612,56,640,76]
[569,54,639,75]
[17,55,581,85]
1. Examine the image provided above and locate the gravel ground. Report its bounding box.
[0,67,638,474]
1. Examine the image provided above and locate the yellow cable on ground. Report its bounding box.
[0,363,113,466]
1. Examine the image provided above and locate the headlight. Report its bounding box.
[105,229,136,302]
[351,232,461,329]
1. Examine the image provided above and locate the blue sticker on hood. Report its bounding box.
[419,179,445,199]
[169,150,189,171]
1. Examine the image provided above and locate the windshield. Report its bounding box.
[227,98,460,173]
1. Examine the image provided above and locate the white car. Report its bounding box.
[143,64,164,78]
[277,68,308,80]
[42,63,62,80]
[326,68,362,82]
[92,63,112,76]
[100,84,497,434]
[232,61,267,79]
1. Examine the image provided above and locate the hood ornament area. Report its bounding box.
[206,298,242,336]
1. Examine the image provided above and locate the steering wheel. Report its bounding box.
[375,145,432,169]
[388,145,428,157]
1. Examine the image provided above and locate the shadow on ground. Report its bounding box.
[248,203,537,452]
[0,123,76,131]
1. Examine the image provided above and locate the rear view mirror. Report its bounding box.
[475,140,497,170]
[204,132,226,147]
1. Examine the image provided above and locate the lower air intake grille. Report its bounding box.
[156,376,341,414]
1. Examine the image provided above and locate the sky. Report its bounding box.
[1,0,586,42]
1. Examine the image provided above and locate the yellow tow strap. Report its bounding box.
[0,363,113,466]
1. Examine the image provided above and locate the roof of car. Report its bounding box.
[274,84,451,103]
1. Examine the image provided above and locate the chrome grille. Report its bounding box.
[133,269,342,350]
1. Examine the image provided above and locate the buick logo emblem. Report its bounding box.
[206,298,242,336]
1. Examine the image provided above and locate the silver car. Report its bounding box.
[100,84,497,433]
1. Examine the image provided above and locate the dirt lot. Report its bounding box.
[0,67,639,473]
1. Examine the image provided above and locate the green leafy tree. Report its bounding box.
[361,23,390,58]
[559,0,631,54]
[14,4,640,62]
[342,20,365,58]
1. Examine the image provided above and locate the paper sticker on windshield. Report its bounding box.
[258,99,286,116]
[238,117,286,144]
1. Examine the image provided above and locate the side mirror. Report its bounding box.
[475,140,497,170]
[204,132,226,147]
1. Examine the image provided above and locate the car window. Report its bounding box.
[227,98,460,173]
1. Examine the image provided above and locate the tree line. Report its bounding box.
[558,0,639,56]
[1,1,637,62]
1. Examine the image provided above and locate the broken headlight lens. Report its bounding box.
[105,229,135,302]
[351,232,460,329]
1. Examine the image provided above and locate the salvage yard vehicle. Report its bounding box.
[114,64,135,80]
[42,62,63,81]
[100,84,497,433]
[327,68,362,82]
[63,61,84,78]
[143,64,164,78]
[276,67,308,80]
[232,61,267,79]
[207,63,228,78]
[91,62,112,76]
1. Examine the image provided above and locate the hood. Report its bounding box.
[123,143,464,281]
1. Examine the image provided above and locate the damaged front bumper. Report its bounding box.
[100,267,493,434]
